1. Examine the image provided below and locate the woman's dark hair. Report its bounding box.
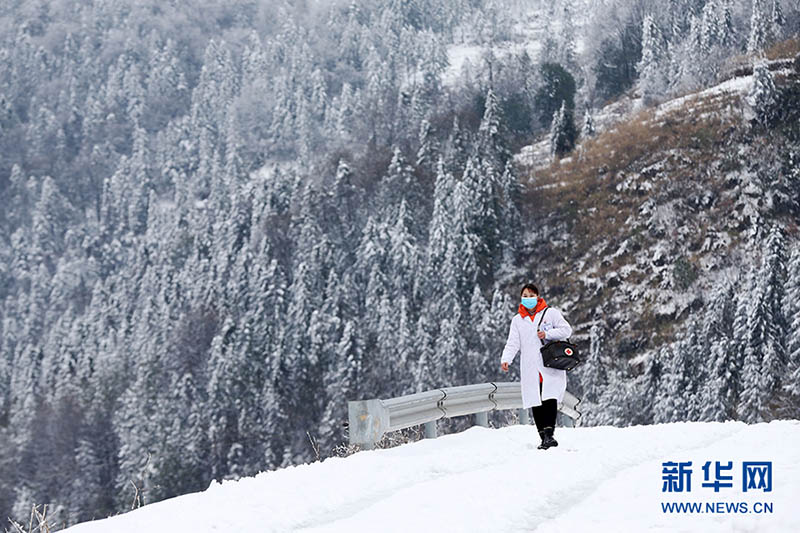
[520,283,539,296]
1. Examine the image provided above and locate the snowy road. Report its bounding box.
[66,421,800,533]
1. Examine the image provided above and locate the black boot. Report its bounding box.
[537,429,549,449]
[543,426,558,448]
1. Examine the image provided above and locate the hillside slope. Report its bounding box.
[513,52,800,368]
[61,420,800,533]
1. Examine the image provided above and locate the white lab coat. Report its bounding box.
[500,307,573,408]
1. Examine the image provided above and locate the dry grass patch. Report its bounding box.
[719,35,800,80]
[521,97,738,257]
[513,90,746,331]
[765,35,800,61]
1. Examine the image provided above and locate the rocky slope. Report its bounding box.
[510,47,800,373]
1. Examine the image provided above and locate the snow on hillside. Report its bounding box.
[514,59,779,171]
[442,0,596,87]
[65,421,800,533]
[654,66,784,119]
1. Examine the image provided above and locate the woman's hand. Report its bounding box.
[501,362,509,372]
[537,331,546,340]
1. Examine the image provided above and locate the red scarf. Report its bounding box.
[518,297,547,319]
[518,297,547,383]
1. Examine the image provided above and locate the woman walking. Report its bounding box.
[500,283,573,449]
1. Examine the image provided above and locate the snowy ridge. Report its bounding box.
[654,72,755,117]
[654,60,795,118]
[64,421,800,533]
[515,57,793,171]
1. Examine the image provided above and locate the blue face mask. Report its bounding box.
[521,297,538,309]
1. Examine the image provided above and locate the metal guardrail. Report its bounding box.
[348,381,582,449]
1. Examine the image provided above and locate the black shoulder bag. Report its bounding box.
[537,307,581,371]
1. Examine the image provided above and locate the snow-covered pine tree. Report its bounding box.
[379,147,415,218]
[419,158,456,303]
[3,165,32,231]
[594,365,635,427]
[329,158,362,245]
[475,157,505,280]
[355,216,389,336]
[719,0,736,48]
[698,276,740,422]
[144,38,188,129]
[637,14,668,102]
[161,372,212,490]
[653,342,687,423]
[464,285,492,383]
[783,243,800,418]
[416,118,434,170]
[444,116,469,174]
[261,377,289,469]
[241,31,267,88]
[682,12,718,88]
[388,199,419,299]
[738,292,766,422]
[249,254,285,364]
[747,0,769,54]
[581,107,596,139]
[310,68,328,121]
[536,62,576,129]
[294,308,334,456]
[128,128,152,236]
[582,322,608,405]
[496,161,521,270]
[70,434,107,523]
[549,100,576,158]
[31,177,75,271]
[391,295,418,396]
[667,0,687,39]
[699,0,722,54]
[113,338,165,507]
[414,301,445,393]
[639,349,663,425]
[759,225,789,415]
[373,285,399,393]
[557,1,578,73]
[205,318,245,481]
[738,227,788,422]
[575,321,609,425]
[478,86,510,168]
[190,40,238,144]
[770,0,785,41]
[281,245,328,450]
[334,82,356,142]
[487,288,517,381]
[449,157,484,295]
[747,59,778,127]
[0,335,8,425]
[319,319,362,448]
[680,325,706,421]
[364,47,392,140]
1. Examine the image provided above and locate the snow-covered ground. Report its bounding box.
[654,73,754,118]
[442,0,597,87]
[65,420,800,532]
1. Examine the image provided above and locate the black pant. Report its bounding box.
[532,399,557,430]
[531,380,557,430]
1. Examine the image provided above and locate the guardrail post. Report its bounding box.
[348,399,389,449]
[423,420,437,439]
[557,412,574,428]
[474,411,488,427]
[518,408,530,425]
